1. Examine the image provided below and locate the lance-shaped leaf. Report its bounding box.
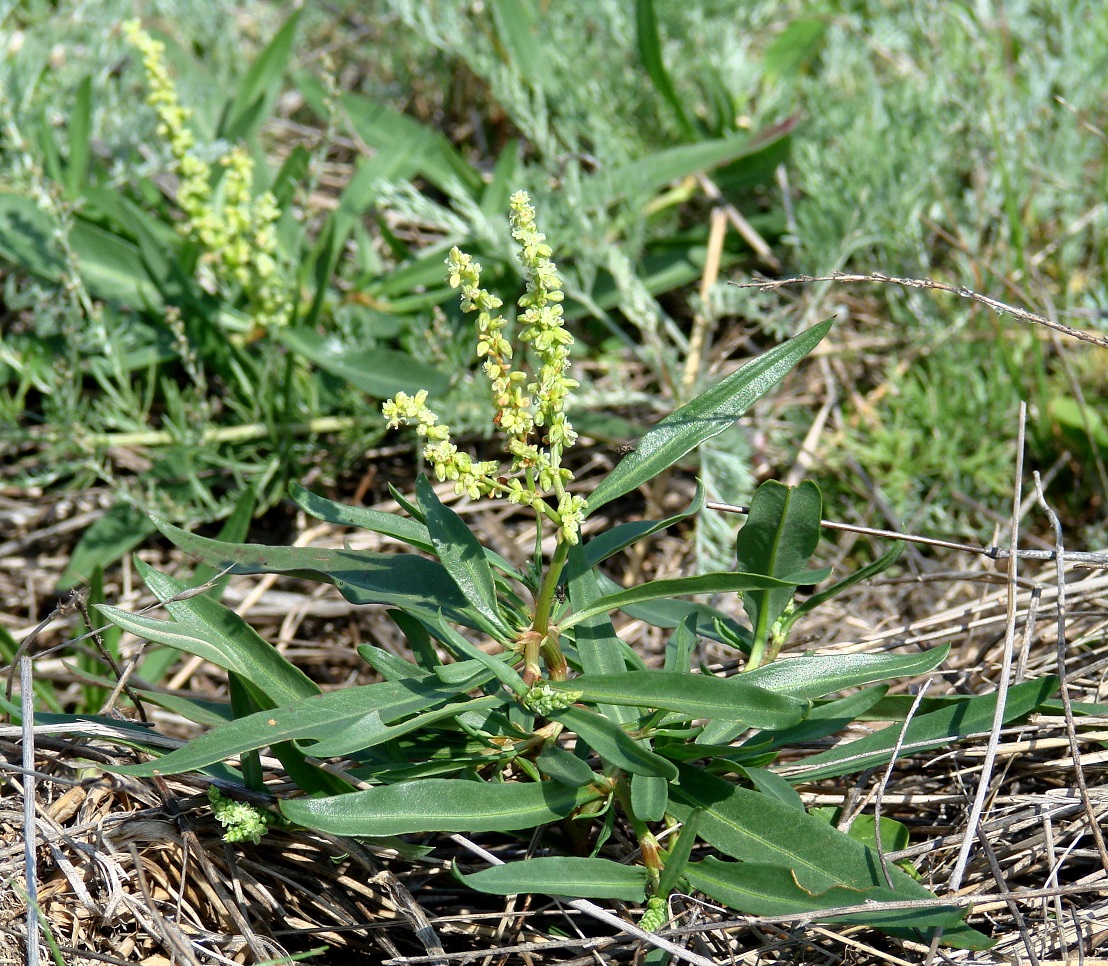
[667,763,989,947]
[562,571,826,629]
[417,477,510,637]
[128,559,319,704]
[584,483,704,569]
[151,520,482,630]
[587,318,832,514]
[105,677,484,777]
[289,481,434,553]
[740,645,951,700]
[549,670,808,729]
[685,858,968,931]
[780,676,1058,782]
[735,480,823,662]
[458,856,648,902]
[282,777,605,836]
[552,706,678,779]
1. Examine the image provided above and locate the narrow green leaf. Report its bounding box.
[553,706,677,779]
[418,477,509,637]
[668,763,979,928]
[563,572,805,629]
[790,543,904,623]
[151,520,481,629]
[565,543,635,724]
[735,480,823,651]
[221,10,302,141]
[658,808,701,896]
[588,318,832,513]
[304,695,502,759]
[663,614,698,674]
[106,678,482,777]
[550,670,807,729]
[635,0,695,138]
[282,778,604,836]
[584,483,704,569]
[133,558,319,705]
[459,857,648,902]
[490,0,545,83]
[702,685,890,751]
[0,191,65,281]
[536,744,598,787]
[741,645,951,700]
[289,481,434,552]
[66,75,92,197]
[274,327,449,398]
[631,773,669,823]
[432,616,526,696]
[782,677,1058,782]
[686,857,966,929]
[762,18,828,87]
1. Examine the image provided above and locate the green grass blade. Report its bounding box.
[273,327,449,398]
[221,10,301,141]
[66,75,92,197]
[550,670,807,729]
[635,0,694,138]
[459,856,648,901]
[587,318,833,513]
[282,778,603,836]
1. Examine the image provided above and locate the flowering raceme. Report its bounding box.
[123,20,289,331]
[383,192,586,544]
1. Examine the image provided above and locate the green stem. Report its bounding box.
[533,538,571,638]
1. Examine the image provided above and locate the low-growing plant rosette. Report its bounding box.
[82,193,1049,950]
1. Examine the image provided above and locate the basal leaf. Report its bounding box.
[459,856,648,902]
[282,777,604,836]
[686,857,966,930]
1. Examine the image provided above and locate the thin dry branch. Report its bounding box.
[736,270,1108,349]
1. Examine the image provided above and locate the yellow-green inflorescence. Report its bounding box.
[383,191,587,545]
[123,20,289,330]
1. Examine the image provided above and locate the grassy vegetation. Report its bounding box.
[5,3,1108,962]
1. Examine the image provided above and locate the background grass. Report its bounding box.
[2,0,1107,581]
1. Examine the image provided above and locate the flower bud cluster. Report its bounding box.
[123,21,288,330]
[385,193,587,543]
[207,786,271,845]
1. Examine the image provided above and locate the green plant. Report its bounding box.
[54,197,1060,948]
